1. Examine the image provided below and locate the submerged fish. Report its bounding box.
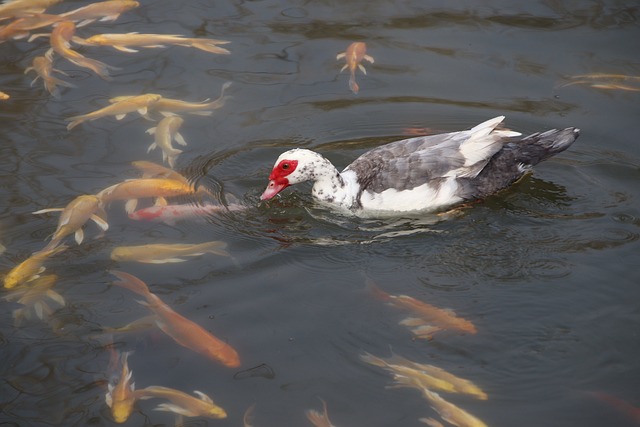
[146,115,186,168]
[0,13,62,41]
[110,270,241,367]
[66,93,161,130]
[128,202,244,225]
[49,21,117,81]
[4,245,67,289]
[336,42,374,94]
[110,241,231,264]
[0,91,9,100]
[130,160,190,184]
[97,177,195,213]
[77,32,230,54]
[136,385,227,418]
[24,50,76,97]
[412,383,488,427]
[60,0,140,27]
[0,0,61,20]
[3,274,64,325]
[306,398,337,427]
[33,194,108,250]
[110,81,231,117]
[368,279,477,338]
[105,351,138,423]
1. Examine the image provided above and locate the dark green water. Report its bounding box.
[1,1,639,426]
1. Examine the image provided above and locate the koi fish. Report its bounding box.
[66,93,162,130]
[24,50,76,97]
[96,177,195,213]
[4,245,67,289]
[48,21,118,81]
[336,42,374,94]
[32,194,108,250]
[306,398,337,427]
[0,13,62,41]
[105,351,137,423]
[361,352,487,400]
[77,32,230,54]
[588,391,640,424]
[60,1,140,27]
[410,382,488,427]
[243,404,256,427]
[0,91,8,100]
[0,0,61,20]
[560,73,640,92]
[110,241,231,264]
[128,202,244,226]
[136,385,227,418]
[3,274,64,325]
[420,418,445,427]
[110,270,241,367]
[110,81,231,117]
[368,279,477,338]
[146,116,186,168]
[130,160,190,184]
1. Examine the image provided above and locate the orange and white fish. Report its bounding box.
[78,33,230,55]
[146,115,185,168]
[136,385,227,418]
[306,398,337,427]
[110,81,231,117]
[129,202,244,226]
[24,50,76,97]
[50,21,117,81]
[3,274,64,325]
[336,42,374,94]
[110,270,241,368]
[66,93,161,130]
[105,351,138,423]
[368,279,477,338]
[0,0,61,20]
[97,177,195,213]
[32,194,108,250]
[4,245,67,289]
[60,1,140,27]
[110,241,231,264]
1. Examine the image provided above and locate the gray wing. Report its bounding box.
[344,131,485,193]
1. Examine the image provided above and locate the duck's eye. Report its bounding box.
[282,163,290,170]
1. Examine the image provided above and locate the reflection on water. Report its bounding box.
[2,0,640,426]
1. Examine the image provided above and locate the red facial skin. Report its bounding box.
[261,159,298,200]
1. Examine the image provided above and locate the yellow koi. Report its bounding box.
[136,385,227,418]
[0,12,62,41]
[78,32,230,54]
[0,0,61,20]
[66,93,161,130]
[306,398,337,427]
[336,42,374,94]
[24,50,76,97]
[412,383,488,427]
[32,194,108,250]
[97,177,195,213]
[368,279,477,337]
[50,21,117,81]
[110,271,241,368]
[110,241,230,264]
[60,1,140,27]
[0,90,8,100]
[146,116,185,168]
[3,274,64,325]
[105,351,137,423]
[130,160,190,184]
[4,245,67,289]
[110,81,231,117]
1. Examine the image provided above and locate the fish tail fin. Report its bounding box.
[66,117,84,130]
[110,270,152,298]
[360,351,388,369]
[349,74,359,94]
[364,276,392,302]
[203,81,232,110]
[188,40,231,55]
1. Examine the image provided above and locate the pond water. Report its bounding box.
[1,1,639,426]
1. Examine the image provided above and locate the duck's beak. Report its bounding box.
[260,180,288,200]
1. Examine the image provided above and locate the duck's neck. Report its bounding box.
[307,155,354,208]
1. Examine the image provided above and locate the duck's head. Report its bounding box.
[260,149,325,200]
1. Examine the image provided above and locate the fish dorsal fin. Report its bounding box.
[193,390,213,403]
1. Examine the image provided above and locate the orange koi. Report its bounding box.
[60,1,140,27]
[110,270,241,368]
[97,178,195,213]
[105,351,138,423]
[78,32,230,55]
[336,42,374,94]
[136,385,227,418]
[24,50,76,97]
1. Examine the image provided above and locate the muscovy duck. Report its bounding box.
[260,116,579,216]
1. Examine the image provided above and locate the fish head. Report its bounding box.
[206,404,228,419]
[111,399,135,423]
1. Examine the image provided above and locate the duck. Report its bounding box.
[260,116,580,216]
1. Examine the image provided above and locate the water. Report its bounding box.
[1,0,639,426]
